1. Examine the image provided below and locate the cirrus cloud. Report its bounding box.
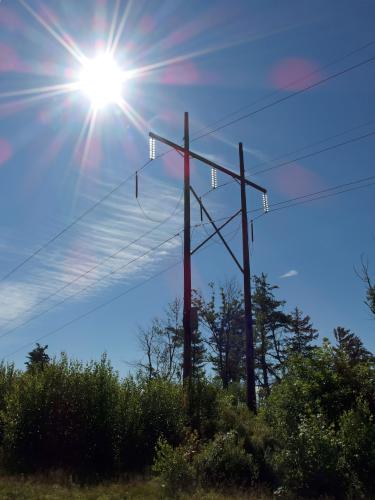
[280,269,298,279]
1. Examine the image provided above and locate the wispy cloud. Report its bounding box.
[280,269,298,279]
[0,173,189,332]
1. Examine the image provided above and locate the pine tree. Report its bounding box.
[284,307,318,357]
[333,326,374,363]
[193,280,244,388]
[25,343,50,371]
[252,274,289,395]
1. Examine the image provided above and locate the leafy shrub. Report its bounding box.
[187,378,220,439]
[0,362,18,446]
[271,412,343,497]
[119,377,185,471]
[338,399,375,498]
[153,433,198,496]
[263,346,375,497]
[196,431,258,488]
[2,354,121,479]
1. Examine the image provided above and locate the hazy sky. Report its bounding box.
[0,0,374,373]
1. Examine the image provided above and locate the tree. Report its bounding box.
[356,256,375,319]
[333,326,374,363]
[252,274,289,395]
[193,280,244,388]
[136,298,205,381]
[25,343,50,371]
[284,306,318,357]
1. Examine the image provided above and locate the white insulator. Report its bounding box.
[149,137,156,160]
[211,168,218,189]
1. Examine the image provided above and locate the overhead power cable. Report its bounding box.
[0,205,183,332]
[4,176,375,359]
[251,117,375,171]
[200,127,375,197]
[253,130,375,175]
[0,231,181,341]
[2,41,375,283]
[192,39,375,138]
[193,53,375,141]
[3,261,181,360]
[2,221,243,358]
[193,174,375,229]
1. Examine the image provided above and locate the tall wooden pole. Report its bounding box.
[239,142,257,413]
[183,112,192,383]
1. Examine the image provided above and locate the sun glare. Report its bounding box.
[78,54,125,109]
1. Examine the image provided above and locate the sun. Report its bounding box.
[78,54,125,109]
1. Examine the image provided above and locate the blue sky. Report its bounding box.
[0,0,374,373]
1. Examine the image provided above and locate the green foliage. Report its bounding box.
[196,431,259,488]
[333,326,374,363]
[187,378,220,439]
[338,399,375,498]
[193,281,245,388]
[119,376,185,471]
[0,362,18,446]
[263,344,375,497]
[25,343,50,372]
[284,307,318,357]
[3,354,120,479]
[153,433,198,496]
[252,274,289,394]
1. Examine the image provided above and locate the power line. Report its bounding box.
[193,53,375,141]
[3,261,181,360]
[0,147,178,284]
[253,130,375,176]
[191,39,375,138]
[0,207,183,331]
[0,158,146,283]
[3,45,375,283]
[0,231,181,341]
[200,127,375,197]
[0,176,375,358]
[267,179,375,214]
[2,221,242,359]
[3,177,375,358]
[251,118,375,171]
[136,188,183,223]
[194,174,375,228]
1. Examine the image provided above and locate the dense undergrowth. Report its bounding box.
[0,344,374,499]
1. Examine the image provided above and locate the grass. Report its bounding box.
[0,475,273,499]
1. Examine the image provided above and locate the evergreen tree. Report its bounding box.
[137,298,206,381]
[356,257,375,319]
[252,274,289,395]
[193,280,244,388]
[333,326,374,363]
[25,343,50,372]
[284,307,318,357]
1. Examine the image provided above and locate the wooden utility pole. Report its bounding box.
[149,114,268,410]
[239,142,257,413]
[182,112,192,383]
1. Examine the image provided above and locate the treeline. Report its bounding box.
[0,271,373,498]
[135,273,372,395]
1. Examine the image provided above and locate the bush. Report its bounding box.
[153,433,198,496]
[187,378,220,439]
[0,362,18,446]
[271,412,343,497]
[338,399,375,498]
[2,354,121,479]
[196,431,259,488]
[263,346,375,497]
[119,377,185,471]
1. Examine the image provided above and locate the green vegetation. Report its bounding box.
[0,272,373,498]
